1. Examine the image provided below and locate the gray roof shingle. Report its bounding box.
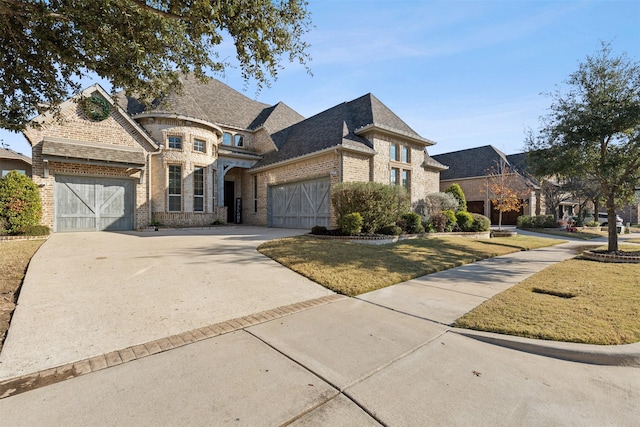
[0,147,31,164]
[42,137,146,167]
[253,93,431,169]
[432,145,510,180]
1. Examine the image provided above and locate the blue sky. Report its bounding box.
[2,0,639,157]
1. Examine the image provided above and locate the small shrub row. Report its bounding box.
[517,215,556,229]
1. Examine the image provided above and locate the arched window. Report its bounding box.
[234,134,244,147]
[222,132,232,146]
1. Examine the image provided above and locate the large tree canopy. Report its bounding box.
[0,0,311,131]
[527,43,640,251]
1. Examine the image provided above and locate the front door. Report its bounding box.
[224,181,235,223]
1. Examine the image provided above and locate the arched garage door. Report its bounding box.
[269,179,331,229]
[54,175,135,232]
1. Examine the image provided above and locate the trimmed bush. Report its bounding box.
[419,192,458,219]
[442,209,457,232]
[0,171,42,234]
[338,212,363,236]
[379,224,402,235]
[470,213,491,232]
[585,220,600,227]
[311,225,327,235]
[401,212,424,234]
[456,211,474,231]
[518,215,556,229]
[445,183,467,212]
[430,211,448,233]
[332,182,409,234]
[14,225,50,236]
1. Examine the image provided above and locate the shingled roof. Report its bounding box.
[432,145,511,180]
[0,147,31,164]
[253,93,432,169]
[116,75,302,131]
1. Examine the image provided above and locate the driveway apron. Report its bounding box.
[0,227,333,380]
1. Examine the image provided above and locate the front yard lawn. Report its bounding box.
[521,228,605,240]
[455,244,640,345]
[0,240,45,352]
[258,235,563,297]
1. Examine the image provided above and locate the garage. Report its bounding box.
[55,175,135,232]
[269,178,331,229]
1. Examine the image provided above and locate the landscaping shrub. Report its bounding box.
[445,183,467,212]
[518,215,556,229]
[517,215,533,228]
[401,212,424,234]
[332,182,409,233]
[430,211,448,233]
[14,225,50,236]
[311,225,327,235]
[419,192,458,219]
[585,220,600,227]
[443,209,457,232]
[456,211,474,231]
[470,213,491,232]
[0,171,42,234]
[379,224,402,235]
[338,212,363,235]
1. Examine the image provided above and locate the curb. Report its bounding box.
[451,328,640,367]
[0,294,346,400]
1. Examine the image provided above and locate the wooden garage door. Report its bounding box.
[55,175,134,232]
[269,179,331,229]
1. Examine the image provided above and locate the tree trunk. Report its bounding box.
[607,198,618,252]
[498,210,503,230]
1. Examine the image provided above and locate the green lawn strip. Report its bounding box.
[520,228,604,240]
[455,244,640,345]
[258,235,563,297]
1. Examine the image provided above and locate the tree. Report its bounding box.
[444,183,467,212]
[0,0,311,131]
[487,160,528,230]
[526,43,640,251]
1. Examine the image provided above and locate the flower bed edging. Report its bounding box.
[309,231,490,245]
[582,250,640,264]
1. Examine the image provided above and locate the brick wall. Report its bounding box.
[242,152,340,226]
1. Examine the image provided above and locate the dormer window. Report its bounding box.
[234,134,244,147]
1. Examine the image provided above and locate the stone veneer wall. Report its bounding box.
[242,152,340,226]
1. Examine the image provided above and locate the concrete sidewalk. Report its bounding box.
[1,231,639,425]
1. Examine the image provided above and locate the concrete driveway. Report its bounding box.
[0,226,333,380]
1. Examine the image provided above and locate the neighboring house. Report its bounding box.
[432,146,541,225]
[23,76,446,232]
[0,147,32,177]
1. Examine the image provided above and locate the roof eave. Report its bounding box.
[354,124,436,146]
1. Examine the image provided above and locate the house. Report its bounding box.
[432,145,541,225]
[0,147,32,177]
[23,76,446,232]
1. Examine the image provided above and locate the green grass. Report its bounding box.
[258,235,563,297]
[522,228,605,240]
[455,244,640,345]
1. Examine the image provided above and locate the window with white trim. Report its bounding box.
[168,165,182,211]
[168,136,182,149]
[193,139,205,153]
[193,167,204,212]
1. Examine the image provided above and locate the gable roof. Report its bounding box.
[253,93,433,169]
[0,147,31,164]
[432,145,511,180]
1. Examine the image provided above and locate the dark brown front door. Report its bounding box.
[224,181,235,223]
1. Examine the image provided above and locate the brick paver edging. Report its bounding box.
[0,294,346,400]
[0,235,49,242]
